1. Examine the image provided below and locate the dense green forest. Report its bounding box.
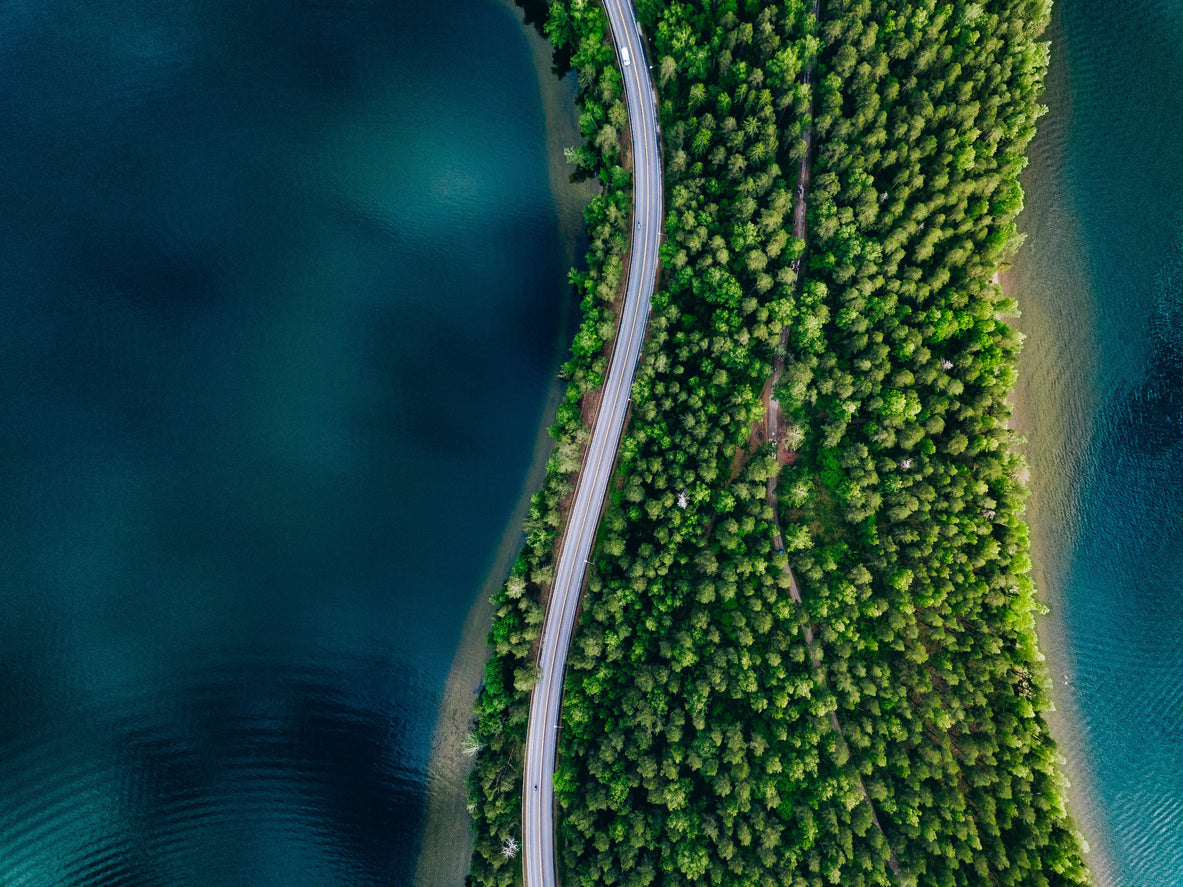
[466,1,1090,886]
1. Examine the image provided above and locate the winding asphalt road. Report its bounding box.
[521,1,662,884]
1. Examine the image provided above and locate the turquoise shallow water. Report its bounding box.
[0,0,576,883]
[1012,2,1183,885]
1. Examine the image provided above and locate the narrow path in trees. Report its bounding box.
[763,2,904,879]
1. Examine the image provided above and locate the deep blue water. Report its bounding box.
[1012,2,1183,884]
[0,1,574,883]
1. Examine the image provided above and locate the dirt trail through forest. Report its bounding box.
[762,5,905,879]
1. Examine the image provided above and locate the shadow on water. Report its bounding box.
[1113,224,1183,455]
[412,1,593,883]
[509,0,574,75]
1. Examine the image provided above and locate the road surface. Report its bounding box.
[521,1,662,885]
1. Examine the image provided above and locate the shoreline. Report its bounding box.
[410,388,560,887]
[411,2,589,883]
[1001,256,1115,885]
[998,7,1118,876]
[996,6,1109,874]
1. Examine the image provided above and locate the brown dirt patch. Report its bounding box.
[579,384,606,431]
[536,121,638,603]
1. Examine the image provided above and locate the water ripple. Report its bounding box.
[1014,2,1183,884]
[0,653,432,886]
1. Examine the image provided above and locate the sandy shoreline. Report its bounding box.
[411,4,588,884]
[1001,255,1115,885]
[411,374,564,887]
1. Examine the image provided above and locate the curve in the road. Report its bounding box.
[521,2,662,886]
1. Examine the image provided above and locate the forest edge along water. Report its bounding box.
[429,0,1183,883]
[1010,1,1183,884]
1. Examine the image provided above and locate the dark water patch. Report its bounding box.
[1,654,430,886]
[506,0,574,75]
[0,0,576,882]
[1116,230,1183,453]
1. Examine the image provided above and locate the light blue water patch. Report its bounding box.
[1014,2,1183,885]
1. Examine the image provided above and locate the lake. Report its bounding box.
[1011,1,1183,884]
[0,0,582,883]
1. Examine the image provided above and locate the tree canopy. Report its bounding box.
[467,1,1088,885]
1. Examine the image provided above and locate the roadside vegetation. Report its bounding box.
[463,2,638,882]
[467,1,1090,886]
